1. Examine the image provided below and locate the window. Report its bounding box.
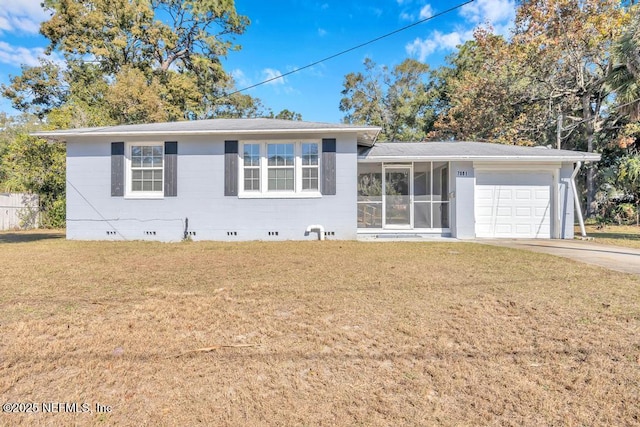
[243,143,260,191]
[240,141,321,197]
[128,143,163,196]
[131,145,163,192]
[267,143,294,191]
[301,143,319,190]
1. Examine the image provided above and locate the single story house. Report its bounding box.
[34,118,600,241]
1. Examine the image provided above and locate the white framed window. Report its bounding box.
[239,140,321,198]
[243,143,260,191]
[267,143,295,191]
[301,143,319,191]
[126,142,164,198]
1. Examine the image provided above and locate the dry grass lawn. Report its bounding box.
[1,231,639,426]
[581,224,640,249]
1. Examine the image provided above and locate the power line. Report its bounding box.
[224,0,477,97]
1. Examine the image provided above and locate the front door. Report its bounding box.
[384,166,411,228]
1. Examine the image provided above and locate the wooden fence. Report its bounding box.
[0,193,39,230]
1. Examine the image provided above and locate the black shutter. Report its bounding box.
[321,138,336,195]
[111,142,124,197]
[225,140,238,196]
[164,141,178,197]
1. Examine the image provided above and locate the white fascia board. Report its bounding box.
[357,154,601,163]
[473,162,561,171]
[33,127,378,138]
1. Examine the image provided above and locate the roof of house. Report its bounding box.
[32,118,382,146]
[359,141,601,162]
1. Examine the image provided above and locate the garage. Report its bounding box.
[475,171,553,238]
[358,141,599,240]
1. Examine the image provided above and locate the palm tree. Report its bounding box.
[608,7,640,121]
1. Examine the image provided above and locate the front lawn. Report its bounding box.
[1,234,639,425]
[580,224,640,249]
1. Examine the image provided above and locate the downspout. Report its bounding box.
[570,161,587,238]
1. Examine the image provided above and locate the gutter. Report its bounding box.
[357,155,601,163]
[570,161,587,238]
[32,127,380,138]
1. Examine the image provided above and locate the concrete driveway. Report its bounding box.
[479,239,640,275]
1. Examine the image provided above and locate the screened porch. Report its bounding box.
[357,162,450,231]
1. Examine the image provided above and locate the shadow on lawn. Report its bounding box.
[591,233,640,241]
[0,231,65,243]
[592,232,640,241]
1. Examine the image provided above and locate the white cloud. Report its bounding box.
[460,0,515,30]
[406,37,437,61]
[400,12,414,21]
[0,41,62,68]
[405,0,515,61]
[262,68,285,85]
[405,29,473,62]
[400,3,432,22]
[318,28,327,37]
[0,0,48,34]
[419,4,433,19]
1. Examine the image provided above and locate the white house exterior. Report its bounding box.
[34,118,600,241]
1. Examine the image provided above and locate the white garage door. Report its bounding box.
[475,171,552,238]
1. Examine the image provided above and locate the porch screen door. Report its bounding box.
[384,167,411,228]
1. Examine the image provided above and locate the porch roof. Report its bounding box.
[358,141,601,163]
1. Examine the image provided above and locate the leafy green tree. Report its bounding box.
[2,0,258,125]
[273,109,302,121]
[432,0,633,216]
[0,118,66,227]
[2,60,68,120]
[609,8,640,123]
[41,0,248,75]
[607,6,640,155]
[511,0,632,215]
[340,58,436,141]
[430,29,551,146]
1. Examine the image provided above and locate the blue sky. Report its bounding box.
[0,0,515,123]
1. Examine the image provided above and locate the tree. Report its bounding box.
[41,0,248,75]
[272,109,302,121]
[510,0,632,216]
[105,66,169,124]
[2,60,68,120]
[340,58,436,141]
[431,29,551,145]
[607,6,640,154]
[609,8,640,122]
[432,1,633,216]
[2,0,259,125]
[0,117,66,227]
